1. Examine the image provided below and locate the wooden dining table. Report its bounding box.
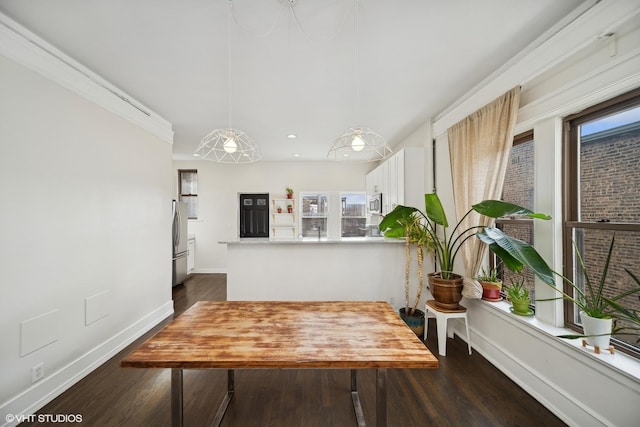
[120,301,438,427]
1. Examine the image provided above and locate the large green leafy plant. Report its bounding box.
[379,193,554,284]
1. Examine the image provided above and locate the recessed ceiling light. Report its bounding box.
[287,134,297,139]
[293,153,301,157]
[193,153,200,157]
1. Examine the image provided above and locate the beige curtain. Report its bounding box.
[447,87,521,278]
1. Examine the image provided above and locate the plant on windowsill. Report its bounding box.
[475,266,502,302]
[537,235,640,352]
[380,193,554,310]
[606,268,640,342]
[505,278,531,316]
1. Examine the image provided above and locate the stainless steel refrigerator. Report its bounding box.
[172,200,188,287]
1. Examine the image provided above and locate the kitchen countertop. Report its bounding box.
[221,237,403,244]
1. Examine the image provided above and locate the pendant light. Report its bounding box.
[194,0,261,163]
[328,0,392,162]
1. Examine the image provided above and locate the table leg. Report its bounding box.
[171,368,183,427]
[211,369,235,427]
[350,369,366,426]
[377,368,387,427]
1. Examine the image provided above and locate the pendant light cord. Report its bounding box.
[227,0,233,129]
[288,0,357,43]
[355,0,360,122]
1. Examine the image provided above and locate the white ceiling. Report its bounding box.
[0,0,586,161]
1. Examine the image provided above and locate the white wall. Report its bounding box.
[0,52,173,422]
[172,160,370,272]
[426,2,640,426]
[227,241,407,306]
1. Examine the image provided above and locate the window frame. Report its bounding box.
[492,130,536,306]
[563,87,640,357]
[339,192,368,238]
[299,192,329,239]
[178,169,198,219]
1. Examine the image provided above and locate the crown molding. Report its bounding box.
[433,0,640,136]
[0,12,174,144]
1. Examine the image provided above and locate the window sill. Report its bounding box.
[474,298,640,383]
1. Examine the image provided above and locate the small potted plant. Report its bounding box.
[537,235,640,352]
[286,187,294,199]
[505,279,531,316]
[287,204,293,213]
[277,206,282,213]
[475,267,502,302]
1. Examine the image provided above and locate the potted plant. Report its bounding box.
[396,213,434,336]
[505,279,531,315]
[277,206,283,213]
[286,187,294,199]
[380,193,554,310]
[287,204,293,214]
[475,267,502,302]
[537,235,640,351]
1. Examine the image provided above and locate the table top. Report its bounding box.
[121,301,438,370]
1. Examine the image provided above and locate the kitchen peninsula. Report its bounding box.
[223,237,408,306]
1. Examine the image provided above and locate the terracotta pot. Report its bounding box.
[287,193,293,199]
[399,308,425,337]
[428,272,464,310]
[480,280,502,301]
[580,311,612,350]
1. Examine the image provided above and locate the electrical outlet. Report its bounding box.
[32,362,44,383]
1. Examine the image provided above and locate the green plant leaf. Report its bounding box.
[472,200,551,220]
[424,193,448,227]
[482,240,524,272]
[477,227,555,285]
[379,205,418,233]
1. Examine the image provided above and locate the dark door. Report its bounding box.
[239,193,269,238]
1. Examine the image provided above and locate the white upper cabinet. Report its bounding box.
[366,147,425,214]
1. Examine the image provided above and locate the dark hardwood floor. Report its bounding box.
[21,274,566,426]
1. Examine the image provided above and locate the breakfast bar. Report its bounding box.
[121,301,438,426]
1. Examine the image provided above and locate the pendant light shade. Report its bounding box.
[194,0,260,163]
[327,127,392,162]
[328,0,391,163]
[194,128,261,163]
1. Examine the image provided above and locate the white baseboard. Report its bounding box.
[190,268,227,274]
[449,301,639,427]
[0,301,174,427]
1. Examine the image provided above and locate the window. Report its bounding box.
[298,192,369,239]
[300,193,328,238]
[564,88,640,356]
[340,193,367,237]
[179,170,198,219]
[493,131,537,304]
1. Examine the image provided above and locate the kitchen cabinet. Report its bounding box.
[271,198,296,240]
[187,237,195,274]
[365,147,424,214]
